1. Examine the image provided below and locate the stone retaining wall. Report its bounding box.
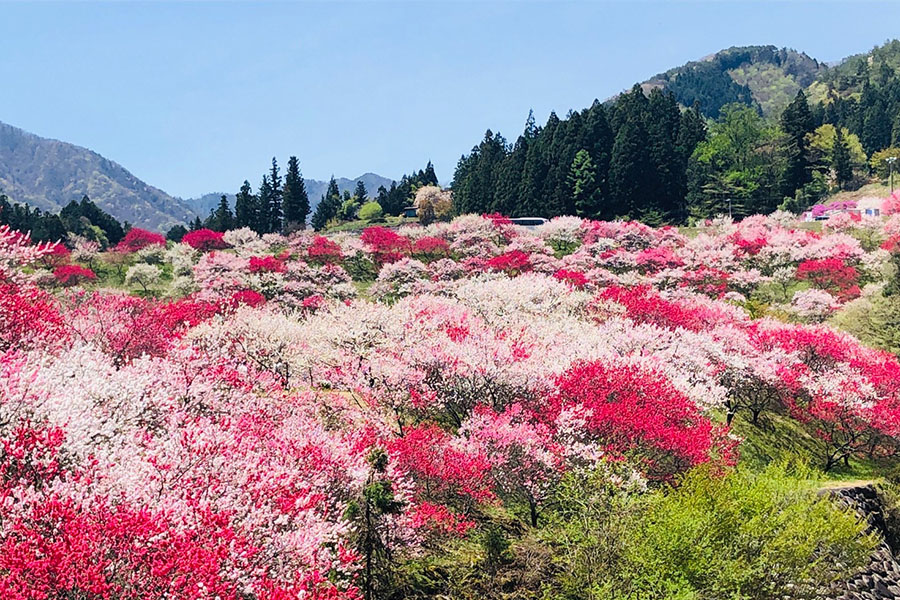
[832,485,900,600]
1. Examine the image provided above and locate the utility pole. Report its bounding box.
[888,156,897,194]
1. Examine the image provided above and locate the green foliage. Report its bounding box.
[568,149,600,218]
[338,198,361,221]
[543,463,875,600]
[165,224,187,242]
[831,293,900,356]
[687,104,783,218]
[617,464,875,599]
[870,147,900,180]
[234,180,258,230]
[358,201,384,222]
[312,177,342,231]
[202,195,235,232]
[282,156,310,231]
[0,191,66,243]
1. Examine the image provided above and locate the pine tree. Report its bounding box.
[779,90,815,198]
[256,175,273,234]
[568,150,601,218]
[609,116,652,220]
[578,100,613,206]
[282,156,310,231]
[311,177,342,231]
[832,126,853,189]
[423,161,438,186]
[354,180,368,202]
[376,185,389,209]
[235,180,257,229]
[209,195,235,231]
[862,100,891,154]
[646,89,682,220]
[674,103,708,222]
[268,157,283,233]
[893,110,900,147]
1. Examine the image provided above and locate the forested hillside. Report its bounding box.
[452,40,900,224]
[0,121,195,231]
[640,45,825,118]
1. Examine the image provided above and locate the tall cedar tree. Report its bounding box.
[256,175,273,234]
[282,156,310,231]
[354,180,368,202]
[205,195,235,232]
[311,177,342,231]
[423,161,439,186]
[779,90,815,199]
[268,158,283,233]
[832,126,853,189]
[569,149,601,218]
[235,180,257,229]
[646,89,683,221]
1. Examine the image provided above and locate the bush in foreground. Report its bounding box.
[547,463,875,600]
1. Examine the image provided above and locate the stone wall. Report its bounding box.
[832,485,900,600]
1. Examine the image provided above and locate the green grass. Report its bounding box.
[730,408,884,484]
[325,215,418,233]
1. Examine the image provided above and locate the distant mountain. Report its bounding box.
[183,173,395,218]
[633,45,826,118]
[0,120,196,231]
[182,192,236,219]
[306,173,395,207]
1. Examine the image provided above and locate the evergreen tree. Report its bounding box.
[282,156,310,231]
[375,185,389,209]
[235,180,257,229]
[422,161,438,186]
[568,150,601,218]
[190,216,203,231]
[256,175,273,234]
[166,224,188,242]
[268,157,283,233]
[674,103,708,222]
[862,100,891,154]
[832,126,853,189]
[609,115,652,220]
[578,101,613,209]
[210,195,235,231]
[354,180,368,202]
[59,195,126,245]
[779,90,815,198]
[311,177,342,231]
[0,192,67,243]
[646,88,683,220]
[893,110,900,147]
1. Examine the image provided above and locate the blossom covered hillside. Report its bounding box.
[2,211,900,598]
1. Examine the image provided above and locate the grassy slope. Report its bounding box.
[730,408,885,483]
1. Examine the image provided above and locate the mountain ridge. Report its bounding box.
[0,120,196,231]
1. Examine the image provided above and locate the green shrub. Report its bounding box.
[544,463,875,600]
[617,463,874,599]
[831,294,900,355]
[359,201,384,222]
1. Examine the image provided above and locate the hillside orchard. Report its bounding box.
[3,204,900,598]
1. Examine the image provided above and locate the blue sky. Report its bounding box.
[1,1,899,198]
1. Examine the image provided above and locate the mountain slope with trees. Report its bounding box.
[0,120,196,231]
[635,45,826,118]
[453,40,900,223]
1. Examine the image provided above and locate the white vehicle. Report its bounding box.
[509,217,547,229]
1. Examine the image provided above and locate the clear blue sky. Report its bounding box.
[1,1,899,198]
